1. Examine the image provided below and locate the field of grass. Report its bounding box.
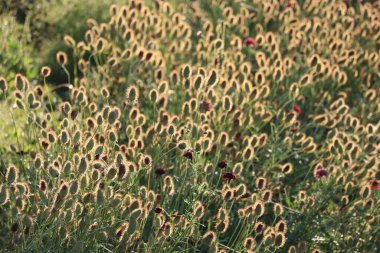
[0,0,379,252]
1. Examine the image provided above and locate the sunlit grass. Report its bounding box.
[0,0,379,252]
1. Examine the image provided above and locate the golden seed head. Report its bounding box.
[41,66,51,78]
[274,232,286,248]
[0,184,10,205]
[6,165,19,184]
[193,201,205,219]
[56,51,68,66]
[0,77,8,92]
[64,35,76,48]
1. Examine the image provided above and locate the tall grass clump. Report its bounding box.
[0,0,379,252]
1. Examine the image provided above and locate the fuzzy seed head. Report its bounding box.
[0,184,10,205]
[6,165,19,183]
[56,51,68,66]
[41,66,51,78]
[193,201,205,219]
[0,77,8,92]
[126,85,139,104]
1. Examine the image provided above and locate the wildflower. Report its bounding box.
[183,150,193,160]
[370,180,380,191]
[201,100,211,111]
[155,167,166,176]
[314,166,328,179]
[154,207,163,213]
[244,37,256,47]
[293,105,302,115]
[218,160,228,169]
[290,128,298,133]
[222,172,236,181]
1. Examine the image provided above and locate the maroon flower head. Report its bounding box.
[315,166,328,179]
[201,100,211,112]
[155,167,166,176]
[218,160,228,169]
[183,150,193,160]
[290,128,298,133]
[244,37,256,47]
[370,180,380,191]
[154,207,163,213]
[222,172,236,181]
[293,105,302,115]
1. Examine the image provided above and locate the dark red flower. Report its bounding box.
[222,172,236,181]
[183,151,193,160]
[244,37,256,47]
[155,167,166,176]
[201,100,211,112]
[218,160,228,169]
[293,105,302,115]
[154,207,163,213]
[315,167,328,179]
[370,180,380,191]
[290,128,298,133]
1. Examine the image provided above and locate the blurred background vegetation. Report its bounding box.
[0,0,121,83]
[0,0,120,165]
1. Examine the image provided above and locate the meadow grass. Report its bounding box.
[0,0,379,252]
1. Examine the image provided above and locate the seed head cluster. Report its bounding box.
[0,0,379,252]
